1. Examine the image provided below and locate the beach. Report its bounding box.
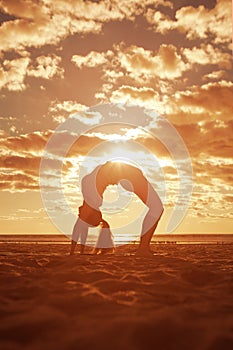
[0,242,233,350]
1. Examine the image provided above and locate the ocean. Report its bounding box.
[0,233,233,245]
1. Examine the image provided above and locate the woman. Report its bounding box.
[70,161,163,256]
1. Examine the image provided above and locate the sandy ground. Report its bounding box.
[0,243,233,350]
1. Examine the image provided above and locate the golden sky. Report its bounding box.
[0,0,232,236]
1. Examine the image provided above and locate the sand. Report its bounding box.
[0,242,233,350]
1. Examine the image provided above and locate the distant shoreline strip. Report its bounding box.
[0,233,233,245]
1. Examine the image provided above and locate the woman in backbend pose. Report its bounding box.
[70,161,164,256]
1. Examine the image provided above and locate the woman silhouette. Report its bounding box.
[70,161,163,256]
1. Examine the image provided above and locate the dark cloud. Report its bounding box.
[0,172,38,191]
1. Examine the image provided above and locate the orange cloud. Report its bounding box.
[193,157,233,191]
[0,172,38,191]
[0,130,60,191]
[70,42,231,106]
[116,44,189,80]
[0,0,102,52]
[203,70,225,81]
[71,51,112,69]
[176,120,233,159]
[168,81,233,123]
[1,0,173,54]
[0,119,231,222]
[0,155,40,170]
[145,0,231,44]
[0,57,30,91]
[110,85,160,107]
[0,131,50,155]
[105,77,233,121]
[145,9,175,34]
[70,43,189,89]
[48,100,87,124]
[0,154,40,191]
[28,54,64,79]
[0,0,45,20]
[0,54,64,91]
[182,44,232,69]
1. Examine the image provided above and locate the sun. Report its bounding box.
[104,144,140,166]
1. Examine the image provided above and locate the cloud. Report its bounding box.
[0,129,8,137]
[65,134,103,158]
[110,85,160,107]
[193,157,233,187]
[69,42,231,107]
[0,119,231,205]
[176,119,233,159]
[48,100,103,125]
[145,0,232,44]
[0,0,45,20]
[0,131,54,191]
[48,100,87,124]
[0,127,119,193]
[168,80,233,123]
[102,69,124,84]
[0,1,231,230]
[107,79,233,120]
[84,126,149,142]
[0,54,64,91]
[0,153,40,171]
[1,0,173,54]
[0,155,40,191]
[224,195,233,203]
[49,101,87,114]
[116,44,189,80]
[71,110,103,126]
[203,70,225,81]
[182,44,232,69]
[28,54,64,79]
[47,0,124,22]
[0,57,30,91]
[71,50,112,69]
[0,172,39,191]
[0,132,49,192]
[145,9,175,34]
[0,1,102,53]
[174,146,233,220]
[0,131,50,156]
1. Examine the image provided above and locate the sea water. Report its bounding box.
[0,233,233,245]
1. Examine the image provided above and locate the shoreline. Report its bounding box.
[1,233,233,245]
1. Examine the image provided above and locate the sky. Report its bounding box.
[0,0,232,238]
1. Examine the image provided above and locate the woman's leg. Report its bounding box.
[136,181,164,255]
[118,171,164,256]
[137,210,163,254]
